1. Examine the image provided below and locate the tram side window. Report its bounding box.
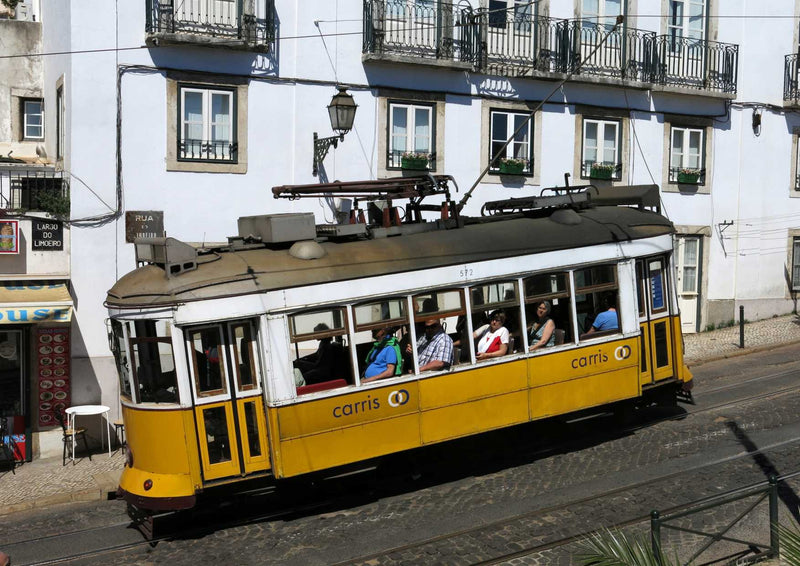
[110,320,133,400]
[231,322,259,391]
[468,281,519,360]
[575,264,620,339]
[290,308,351,395]
[524,272,572,348]
[188,326,229,397]
[353,298,409,383]
[411,289,461,371]
[129,320,178,404]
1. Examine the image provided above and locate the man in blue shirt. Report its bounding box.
[586,294,619,334]
[363,327,403,383]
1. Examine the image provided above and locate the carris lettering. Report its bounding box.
[332,395,380,418]
[571,349,609,369]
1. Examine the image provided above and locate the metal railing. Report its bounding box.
[668,166,706,185]
[653,35,738,93]
[362,3,739,94]
[581,160,622,181]
[179,140,238,162]
[145,0,275,46]
[651,476,779,565]
[363,0,479,64]
[785,53,800,100]
[387,150,436,171]
[0,170,68,213]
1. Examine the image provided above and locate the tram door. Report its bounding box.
[636,257,675,385]
[186,321,271,482]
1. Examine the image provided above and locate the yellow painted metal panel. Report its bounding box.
[277,414,421,477]
[418,359,527,409]
[118,464,196,499]
[277,382,419,440]
[530,366,639,419]
[420,390,528,443]
[122,406,194,475]
[527,338,638,387]
[236,397,271,473]
[639,324,652,388]
[195,402,241,481]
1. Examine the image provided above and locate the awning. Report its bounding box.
[0,283,73,324]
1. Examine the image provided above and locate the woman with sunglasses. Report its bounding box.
[473,310,509,360]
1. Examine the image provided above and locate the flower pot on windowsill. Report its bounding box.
[677,171,700,184]
[400,156,429,171]
[589,166,614,180]
[499,161,526,175]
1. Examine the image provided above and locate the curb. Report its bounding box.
[685,338,800,368]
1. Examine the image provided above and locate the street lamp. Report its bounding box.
[313,86,358,176]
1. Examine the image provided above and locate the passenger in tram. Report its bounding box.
[473,311,510,360]
[584,293,619,335]
[408,318,454,372]
[362,326,403,383]
[528,301,556,351]
[294,323,343,385]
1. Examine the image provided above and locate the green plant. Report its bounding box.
[576,528,680,566]
[1,0,21,9]
[35,191,71,219]
[500,157,527,167]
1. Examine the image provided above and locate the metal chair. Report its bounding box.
[0,419,16,474]
[55,410,91,466]
[113,419,126,452]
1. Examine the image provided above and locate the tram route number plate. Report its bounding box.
[126,211,164,243]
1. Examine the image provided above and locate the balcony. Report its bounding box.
[362,1,739,96]
[179,139,238,162]
[362,0,479,69]
[785,54,800,105]
[145,0,275,51]
[0,169,69,217]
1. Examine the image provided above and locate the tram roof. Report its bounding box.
[106,203,674,309]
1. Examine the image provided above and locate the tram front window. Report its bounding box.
[128,320,178,404]
[290,309,351,394]
[189,327,228,396]
[110,320,133,399]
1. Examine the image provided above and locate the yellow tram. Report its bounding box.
[105,176,692,513]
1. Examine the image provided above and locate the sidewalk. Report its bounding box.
[1,314,800,519]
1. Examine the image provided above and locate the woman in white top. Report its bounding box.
[473,311,509,360]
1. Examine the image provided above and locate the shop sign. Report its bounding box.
[0,220,19,254]
[32,221,64,251]
[125,211,164,243]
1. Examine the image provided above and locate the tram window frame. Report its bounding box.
[229,321,260,392]
[187,325,229,398]
[574,264,620,337]
[469,281,520,356]
[110,320,134,400]
[353,297,410,381]
[128,320,179,405]
[523,272,572,349]
[289,307,352,394]
[646,258,669,315]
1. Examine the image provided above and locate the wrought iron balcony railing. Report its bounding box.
[179,140,238,162]
[363,0,479,65]
[388,150,436,171]
[146,0,275,49]
[668,166,706,185]
[362,1,739,95]
[0,169,69,215]
[652,35,738,94]
[581,161,622,181]
[785,54,800,100]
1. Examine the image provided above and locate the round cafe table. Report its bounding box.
[64,405,112,462]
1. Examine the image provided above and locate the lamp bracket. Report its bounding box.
[313,132,344,176]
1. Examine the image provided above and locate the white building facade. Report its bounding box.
[3,0,800,457]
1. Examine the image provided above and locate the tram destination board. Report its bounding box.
[32,220,63,251]
[125,211,164,243]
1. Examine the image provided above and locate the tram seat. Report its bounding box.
[507,337,515,354]
[452,346,461,365]
[554,329,565,346]
[297,379,347,396]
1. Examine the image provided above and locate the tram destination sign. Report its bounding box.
[125,211,164,243]
[32,220,63,251]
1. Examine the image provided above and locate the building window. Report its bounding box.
[56,86,64,160]
[582,0,623,31]
[581,118,621,180]
[489,109,532,174]
[793,238,800,291]
[178,86,236,162]
[795,137,800,191]
[388,101,434,169]
[669,126,705,183]
[22,99,44,140]
[668,0,706,49]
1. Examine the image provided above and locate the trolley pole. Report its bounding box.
[739,305,745,349]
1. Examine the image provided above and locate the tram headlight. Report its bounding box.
[143,479,153,491]
[125,448,134,468]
